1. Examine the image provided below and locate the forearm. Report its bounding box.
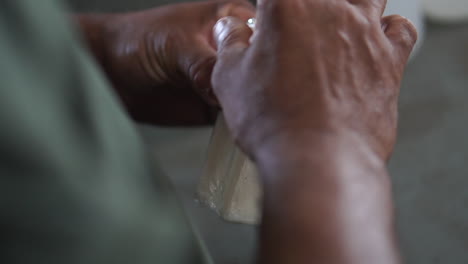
[255,132,401,264]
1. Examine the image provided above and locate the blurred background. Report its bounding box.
[67,0,468,263]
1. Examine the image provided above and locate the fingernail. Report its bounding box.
[214,17,230,38]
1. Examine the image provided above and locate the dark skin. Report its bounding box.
[76,0,255,125]
[213,0,417,263]
[77,0,417,263]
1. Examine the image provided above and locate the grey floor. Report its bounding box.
[68,0,468,263]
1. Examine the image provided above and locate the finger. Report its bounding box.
[214,16,253,58]
[382,15,418,63]
[351,0,387,19]
[211,17,252,104]
[181,41,219,105]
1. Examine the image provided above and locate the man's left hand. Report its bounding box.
[77,0,255,125]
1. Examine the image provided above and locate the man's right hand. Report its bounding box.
[212,0,417,162]
[212,1,417,264]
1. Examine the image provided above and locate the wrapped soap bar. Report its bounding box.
[197,115,262,225]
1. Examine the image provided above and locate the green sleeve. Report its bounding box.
[0,0,211,263]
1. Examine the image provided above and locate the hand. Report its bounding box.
[77,0,255,125]
[212,0,417,161]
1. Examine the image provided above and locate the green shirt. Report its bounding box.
[0,0,210,263]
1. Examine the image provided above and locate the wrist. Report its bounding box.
[253,128,387,183]
[256,130,398,264]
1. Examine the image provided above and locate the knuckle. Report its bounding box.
[347,6,372,28]
[400,18,418,45]
[386,14,402,21]
[394,16,418,47]
[384,15,418,49]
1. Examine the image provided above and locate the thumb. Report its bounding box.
[382,15,418,63]
[214,16,253,58]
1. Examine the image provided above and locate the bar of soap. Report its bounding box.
[197,115,262,225]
